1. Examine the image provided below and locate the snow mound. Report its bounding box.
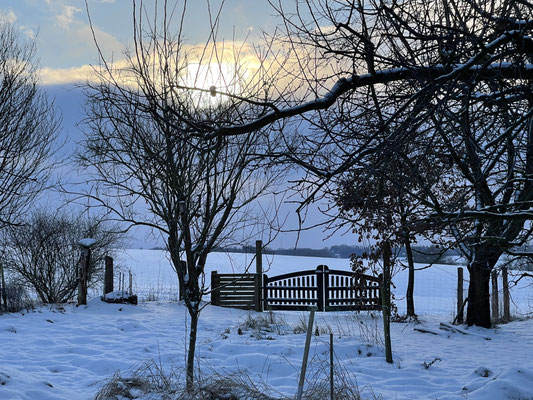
[464,367,533,400]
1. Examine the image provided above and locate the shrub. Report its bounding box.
[0,279,34,312]
[3,210,121,304]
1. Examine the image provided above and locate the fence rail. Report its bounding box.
[211,271,261,311]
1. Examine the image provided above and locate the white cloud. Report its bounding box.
[0,9,17,24]
[40,64,95,85]
[56,5,82,29]
[21,26,36,39]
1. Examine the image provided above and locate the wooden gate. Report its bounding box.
[263,265,382,311]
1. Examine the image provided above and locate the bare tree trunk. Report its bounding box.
[186,310,199,392]
[404,237,415,317]
[382,241,393,364]
[466,256,495,328]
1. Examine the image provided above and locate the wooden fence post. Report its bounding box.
[211,270,220,305]
[457,267,464,324]
[491,269,499,322]
[316,267,323,311]
[104,256,114,295]
[263,273,269,312]
[502,267,511,322]
[0,261,5,310]
[77,249,90,306]
[255,240,263,312]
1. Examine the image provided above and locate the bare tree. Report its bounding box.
[81,0,284,389]
[176,0,533,328]
[3,211,121,304]
[82,0,533,329]
[0,20,60,229]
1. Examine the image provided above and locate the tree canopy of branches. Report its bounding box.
[275,0,533,328]
[3,211,120,304]
[156,0,531,328]
[0,20,60,228]
[81,0,284,388]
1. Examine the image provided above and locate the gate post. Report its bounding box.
[263,273,269,311]
[211,270,220,305]
[255,240,263,312]
[502,267,511,322]
[316,265,329,311]
[323,266,330,311]
[104,256,114,296]
[491,269,499,323]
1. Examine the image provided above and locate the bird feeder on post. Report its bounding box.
[78,238,97,306]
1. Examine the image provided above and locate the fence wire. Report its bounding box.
[88,250,533,320]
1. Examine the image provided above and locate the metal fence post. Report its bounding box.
[296,306,317,400]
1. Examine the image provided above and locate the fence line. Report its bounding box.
[85,250,532,320]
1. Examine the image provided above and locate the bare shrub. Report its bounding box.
[93,355,378,400]
[94,360,277,400]
[4,211,121,304]
[94,360,178,400]
[292,314,331,336]
[190,371,276,400]
[0,279,34,312]
[239,312,289,339]
[353,313,384,348]
[301,352,364,400]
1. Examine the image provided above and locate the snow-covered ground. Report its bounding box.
[1,249,532,399]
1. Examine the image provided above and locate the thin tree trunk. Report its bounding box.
[186,310,199,391]
[0,262,5,310]
[404,237,415,317]
[382,241,393,364]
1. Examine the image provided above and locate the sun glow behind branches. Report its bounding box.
[181,60,249,107]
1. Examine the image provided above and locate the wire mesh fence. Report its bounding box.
[92,250,533,321]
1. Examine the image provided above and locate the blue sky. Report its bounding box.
[0,0,354,250]
[1,0,277,78]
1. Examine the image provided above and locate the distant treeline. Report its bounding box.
[211,244,460,263]
[150,243,460,263]
[212,244,366,259]
[399,245,460,265]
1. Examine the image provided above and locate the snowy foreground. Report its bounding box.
[1,249,532,399]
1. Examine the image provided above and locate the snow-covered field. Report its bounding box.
[1,249,532,399]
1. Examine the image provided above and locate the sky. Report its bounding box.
[0,0,279,83]
[0,0,355,250]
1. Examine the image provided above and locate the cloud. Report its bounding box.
[40,64,95,85]
[56,5,82,29]
[21,26,36,39]
[0,9,17,24]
